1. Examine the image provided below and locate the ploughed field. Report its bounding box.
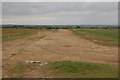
[2,28,118,78]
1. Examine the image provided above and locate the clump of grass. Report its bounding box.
[11,53,16,56]
[12,64,27,73]
[49,61,99,73]
[46,61,118,78]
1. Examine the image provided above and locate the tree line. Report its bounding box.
[1,25,119,29]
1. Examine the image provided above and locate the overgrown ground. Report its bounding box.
[2,28,54,41]
[7,61,118,78]
[72,29,119,46]
[44,61,118,78]
[2,29,118,78]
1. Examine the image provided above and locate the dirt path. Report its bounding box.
[23,29,118,64]
[2,30,53,78]
[2,29,118,78]
[2,31,52,59]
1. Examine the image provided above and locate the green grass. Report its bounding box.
[2,29,56,41]
[12,63,27,78]
[2,31,37,40]
[45,61,118,78]
[12,64,27,73]
[72,29,119,46]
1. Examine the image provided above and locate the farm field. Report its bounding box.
[2,29,118,78]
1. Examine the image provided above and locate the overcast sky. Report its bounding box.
[2,2,118,25]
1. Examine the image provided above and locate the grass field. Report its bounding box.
[2,28,54,41]
[44,61,118,78]
[72,29,119,46]
[9,61,118,78]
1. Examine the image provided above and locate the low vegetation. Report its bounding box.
[2,28,54,41]
[12,64,27,73]
[45,61,118,78]
[2,25,118,29]
[72,29,119,46]
[12,63,27,78]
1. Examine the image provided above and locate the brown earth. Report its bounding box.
[2,29,118,78]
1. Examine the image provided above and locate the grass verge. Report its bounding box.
[45,61,118,78]
[12,63,27,78]
[12,64,27,73]
[2,29,55,41]
[72,29,119,46]
[2,31,37,41]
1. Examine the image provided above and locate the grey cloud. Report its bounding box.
[2,2,118,25]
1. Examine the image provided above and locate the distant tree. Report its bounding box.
[104,26,109,29]
[76,26,81,29]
